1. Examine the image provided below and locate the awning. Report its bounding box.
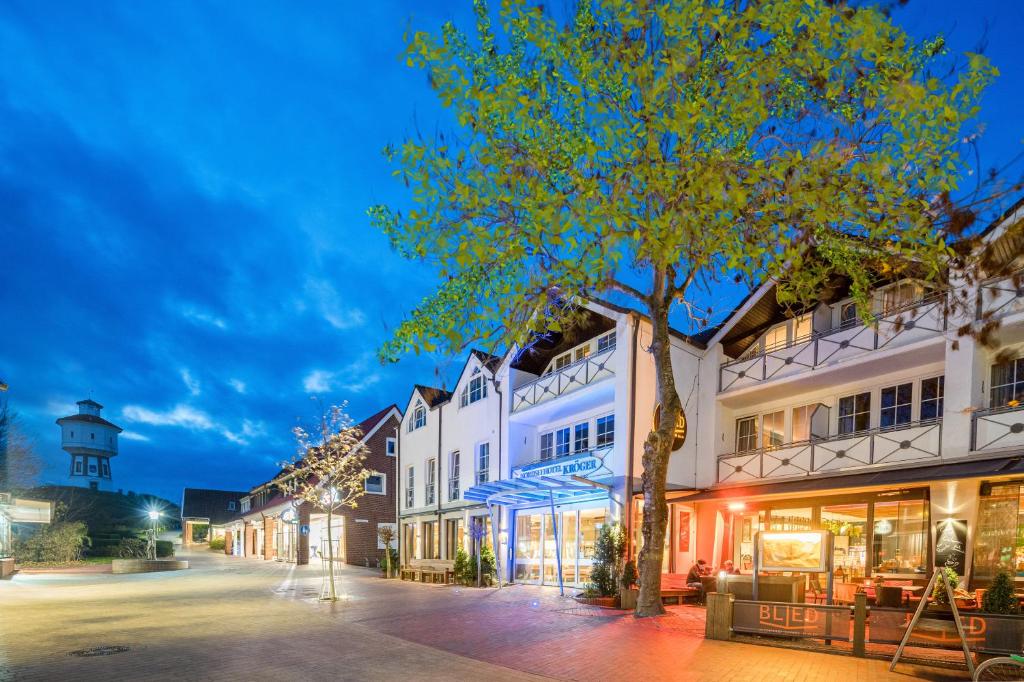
[464,475,609,507]
[0,498,52,524]
[671,455,1024,504]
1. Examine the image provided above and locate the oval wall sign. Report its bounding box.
[653,403,688,450]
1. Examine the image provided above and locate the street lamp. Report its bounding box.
[147,509,161,559]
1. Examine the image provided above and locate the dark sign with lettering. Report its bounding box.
[934,519,967,575]
[870,608,1024,655]
[732,601,850,641]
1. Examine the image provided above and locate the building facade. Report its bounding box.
[219,405,401,567]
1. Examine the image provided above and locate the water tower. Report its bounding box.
[56,399,122,491]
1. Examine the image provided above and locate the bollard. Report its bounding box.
[704,592,734,641]
[853,592,867,657]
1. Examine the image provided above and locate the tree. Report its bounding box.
[371,0,994,616]
[377,524,396,577]
[982,570,1019,614]
[0,399,43,491]
[282,401,371,601]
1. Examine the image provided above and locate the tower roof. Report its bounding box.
[56,413,123,432]
[77,398,103,409]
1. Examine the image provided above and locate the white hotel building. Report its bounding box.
[399,200,1024,591]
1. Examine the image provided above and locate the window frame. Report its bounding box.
[736,416,758,452]
[448,451,460,502]
[540,432,554,460]
[838,391,872,435]
[385,437,397,457]
[596,332,616,353]
[880,382,913,429]
[425,458,436,505]
[990,357,1024,409]
[476,442,490,484]
[920,375,945,421]
[574,422,590,453]
[365,472,386,496]
[554,427,571,458]
[596,414,615,447]
[406,466,415,508]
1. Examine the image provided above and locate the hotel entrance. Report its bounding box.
[513,506,606,587]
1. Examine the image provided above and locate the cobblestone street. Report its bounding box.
[1,549,969,681]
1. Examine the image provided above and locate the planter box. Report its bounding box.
[0,557,14,579]
[111,559,189,574]
[575,595,619,608]
[620,588,638,610]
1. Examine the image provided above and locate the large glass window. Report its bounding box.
[880,383,913,429]
[540,432,554,460]
[555,427,570,457]
[762,411,785,449]
[769,508,813,531]
[881,281,922,314]
[821,503,868,581]
[445,518,463,559]
[574,423,589,453]
[578,509,606,585]
[448,451,460,501]
[764,324,788,352]
[515,513,542,582]
[422,521,439,560]
[871,500,927,574]
[794,314,813,343]
[476,442,489,484]
[838,392,871,435]
[921,376,944,421]
[991,358,1024,408]
[405,466,414,508]
[596,415,614,446]
[425,459,436,505]
[736,416,757,452]
[974,483,1024,582]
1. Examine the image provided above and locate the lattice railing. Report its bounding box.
[512,347,615,413]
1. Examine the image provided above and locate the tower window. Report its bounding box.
[91,433,95,440]
[74,458,83,474]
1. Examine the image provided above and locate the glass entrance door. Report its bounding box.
[515,513,542,582]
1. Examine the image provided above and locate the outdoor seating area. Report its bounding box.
[399,559,455,584]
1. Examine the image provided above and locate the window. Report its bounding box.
[991,358,1024,408]
[793,314,812,343]
[597,332,616,353]
[476,442,490,484]
[871,500,927,574]
[839,301,858,329]
[101,460,110,477]
[90,432,95,440]
[921,376,944,421]
[460,372,487,407]
[74,458,83,474]
[838,392,871,435]
[555,427,571,458]
[445,518,464,559]
[413,403,427,430]
[552,352,572,372]
[881,281,922,314]
[761,411,785,449]
[736,416,757,452]
[406,466,415,508]
[448,451,460,501]
[540,432,554,460]
[880,383,912,429]
[425,459,436,505]
[365,473,385,495]
[792,405,812,442]
[763,324,788,352]
[385,437,397,457]
[70,430,73,438]
[596,415,615,446]
[574,345,591,363]
[574,422,590,453]
[422,521,439,560]
[974,484,1024,582]
[227,501,236,511]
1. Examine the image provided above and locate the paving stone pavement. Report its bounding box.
[0,548,970,681]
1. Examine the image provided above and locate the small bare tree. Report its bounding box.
[377,524,395,577]
[0,400,43,491]
[282,401,370,601]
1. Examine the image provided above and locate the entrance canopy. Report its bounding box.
[464,475,608,507]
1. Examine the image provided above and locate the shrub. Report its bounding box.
[208,536,225,551]
[621,559,638,591]
[983,570,1020,614]
[380,547,399,576]
[156,540,174,558]
[117,538,146,558]
[587,523,626,597]
[13,521,90,563]
[932,567,960,606]
[454,547,471,584]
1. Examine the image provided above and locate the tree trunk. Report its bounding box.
[635,305,682,618]
[326,506,337,601]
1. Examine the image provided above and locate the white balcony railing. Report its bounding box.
[512,346,615,413]
[719,295,946,393]
[972,404,1024,453]
[716,421,943,484]
[977,272,1024,322]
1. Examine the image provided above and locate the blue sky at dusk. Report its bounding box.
[1,1,1022,503]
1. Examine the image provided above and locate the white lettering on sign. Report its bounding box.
[513,456,600,480]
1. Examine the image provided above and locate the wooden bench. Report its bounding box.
[400,559,455,584]
[661,587,700,605]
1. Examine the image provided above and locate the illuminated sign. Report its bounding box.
[653,404,688,450]
[759,531,829,572]
[512,450,610,480]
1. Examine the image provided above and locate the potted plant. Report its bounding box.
[619,559,639,610]
[981,569,1022,653]
[577,523,625,608]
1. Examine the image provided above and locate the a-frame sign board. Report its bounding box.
[889,570,975,677]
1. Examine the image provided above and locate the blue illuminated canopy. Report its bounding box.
[463,475,607,507]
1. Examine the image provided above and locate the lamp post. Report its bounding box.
[147,510,161,559]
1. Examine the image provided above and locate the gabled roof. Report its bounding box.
[469,349,502,372]
[180,488,247,525]
[413,384,452,408]
[354,403,401,438]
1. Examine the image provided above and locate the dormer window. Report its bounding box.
[409,400,426,432]
[459,371,487,407]
[227,501,236,511]
[880,280,925,315]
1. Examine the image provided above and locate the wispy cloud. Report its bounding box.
[304,278,365,330]
[181,368,201,396]
[121,403,265,446]
[228,378,247,394]
[121,431,151,442]
[301,353,381,395]
[178,302,228,330]
[303,369,334,393]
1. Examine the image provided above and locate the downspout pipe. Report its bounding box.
[394,425,401,566]
[626,314,640,561]
[437,402,443,559]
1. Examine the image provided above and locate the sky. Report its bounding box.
[0,1,1022,504]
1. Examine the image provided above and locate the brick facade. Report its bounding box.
[263,517,275,559]
[338,411,399,567]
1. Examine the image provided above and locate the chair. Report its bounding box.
[833,582,859,605]
[876,585,905,608]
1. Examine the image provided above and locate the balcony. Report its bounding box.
[977,272,1024,322]
[719,295,946,394]
[511,346,615,413]
[716,421,943,485]
[972,404,1024,453]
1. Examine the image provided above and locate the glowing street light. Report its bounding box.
[146,509,162,559]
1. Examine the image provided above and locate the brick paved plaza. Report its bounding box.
[1,549,968,681]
